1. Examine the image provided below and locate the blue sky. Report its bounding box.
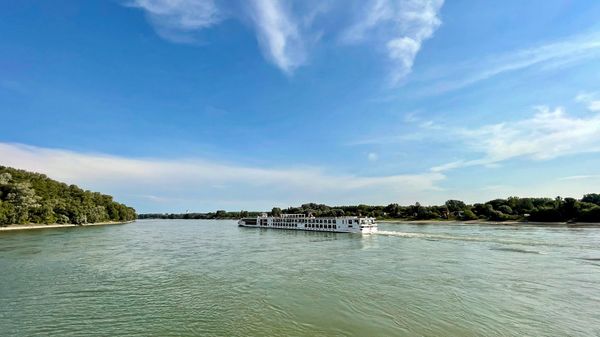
[1,0,600,212]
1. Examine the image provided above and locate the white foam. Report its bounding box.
[375,230,557,248]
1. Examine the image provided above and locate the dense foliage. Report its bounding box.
[0,166,136,226]
[140,195,600,223]
[270,197,600,222]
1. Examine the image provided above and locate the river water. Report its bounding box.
[1,220,599,336]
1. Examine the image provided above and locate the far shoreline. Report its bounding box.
[378,219,600,226]
[0,220,135,232]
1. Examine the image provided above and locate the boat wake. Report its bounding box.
[375,230,558,248]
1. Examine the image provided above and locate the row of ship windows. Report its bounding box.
[271,223,338,229]
[274,219,354,225]
[305,224,337,229]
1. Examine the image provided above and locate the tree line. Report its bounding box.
[271,196,600,222]
[138,210,261,220]
[139,195,600,223]
[0,166,136,226]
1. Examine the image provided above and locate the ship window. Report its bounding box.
[348,225,353,228]
[333,225,337,229]
[333,220,336,224]
[348,220,353,224]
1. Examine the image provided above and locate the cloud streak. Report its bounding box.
[247,0,306,74]
[419,31,600,95]
[126,0,443,79]
[343,0,444,84]
[431,106,600,172]
[0,143,445,212]
[129,0,222,43]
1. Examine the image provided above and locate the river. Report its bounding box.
[1,220,599,336]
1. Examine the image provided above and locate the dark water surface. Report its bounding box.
[1,220,599,336]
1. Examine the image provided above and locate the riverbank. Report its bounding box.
[0,221,135,232]
[379,219,600,226]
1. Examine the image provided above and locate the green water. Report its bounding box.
[1,220,599,336]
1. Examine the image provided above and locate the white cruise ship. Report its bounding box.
[238,213,378,234]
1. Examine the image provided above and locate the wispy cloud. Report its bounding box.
[126,0,443,79]
[576,92,600,112]
[342,0,444,84]
[128,0,222,43]
[419,31,600,95]
[558,175,600,181]
[432,105,600,172]
[247,0,306,74]
[0,143,445,212]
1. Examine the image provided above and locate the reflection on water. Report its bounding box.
[1,220,599,336]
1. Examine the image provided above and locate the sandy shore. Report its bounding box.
[0,221,135,232]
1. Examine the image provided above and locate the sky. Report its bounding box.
[1,0,600,213]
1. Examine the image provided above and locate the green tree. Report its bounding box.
[445,200,467,212]
[271,207,282,217]
[0,166,136,226]
[582,193,600,206]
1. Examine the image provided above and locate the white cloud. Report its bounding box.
[247,0,306,74]
[129,0,308,72]
[419,31,600,95]
[0,143,445,212]
[129,0,222,43]
[558,175,600,181]
[342,0,444,84]
[576,92,600,112]
[367,152,378,161]
[126,0,443,80]
[432,106,600,172]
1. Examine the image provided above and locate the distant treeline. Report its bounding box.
[272,197,600,222]
[138,210,261,220]
[140,195,600,223]
[0,166,137,226]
